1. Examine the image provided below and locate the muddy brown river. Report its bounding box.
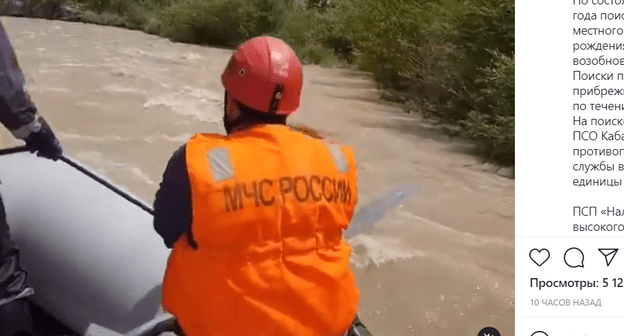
[0,16,514,336]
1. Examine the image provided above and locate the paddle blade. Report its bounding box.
[344,184,421,239]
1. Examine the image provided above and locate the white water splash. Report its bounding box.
[58,133,134,142]
[349,234,424,268]
[181,52,204,61]
[143,86,223,124]
[74,151,156,186]
[143,134,194,143]
[58,132,195,144]
[74,102,103,107]
[43,87,71,93]
[98,84,147,95]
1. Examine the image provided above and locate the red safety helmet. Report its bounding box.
[221,36,303,115]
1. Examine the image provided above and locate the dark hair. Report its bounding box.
[225,91,287,125]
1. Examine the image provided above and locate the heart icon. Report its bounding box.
[530,248,550,266]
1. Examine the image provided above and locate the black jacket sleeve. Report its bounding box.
[0,20,63,160]
[0,19,40,137]
[153,144,196,249]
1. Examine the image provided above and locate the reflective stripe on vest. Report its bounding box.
[324,141,348,173]
[206,147,234,182]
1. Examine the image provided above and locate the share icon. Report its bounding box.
[599,248,618,267]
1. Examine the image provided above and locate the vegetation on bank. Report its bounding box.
[60,0,514,166]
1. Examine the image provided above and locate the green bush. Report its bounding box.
[448,0,514,165]
[275,3,341,65]
[157,0,288,47]
[452,0,514,72]
[446,0,515,115]
[460,51,515,165]
[326,0,514,165]
[67,0,167,31]
[330,0,446,89]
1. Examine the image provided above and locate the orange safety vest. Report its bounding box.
[161,124,360,336]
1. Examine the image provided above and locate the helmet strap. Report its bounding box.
[268,85,284,114]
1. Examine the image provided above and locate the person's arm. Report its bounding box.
[153,144,196,249]
[0,19,62,160]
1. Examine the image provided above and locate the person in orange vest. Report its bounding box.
[153,36,372,336]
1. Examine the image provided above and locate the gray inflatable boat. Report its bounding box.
[0,146,419,336]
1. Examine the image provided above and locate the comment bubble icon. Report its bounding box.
[564,247,585,268]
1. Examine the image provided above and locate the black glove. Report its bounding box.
[173,319,186,336]
[23,117,63,161]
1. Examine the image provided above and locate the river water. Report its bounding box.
[0,16,515,336]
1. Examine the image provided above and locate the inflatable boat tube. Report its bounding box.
[0,148,169,334]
